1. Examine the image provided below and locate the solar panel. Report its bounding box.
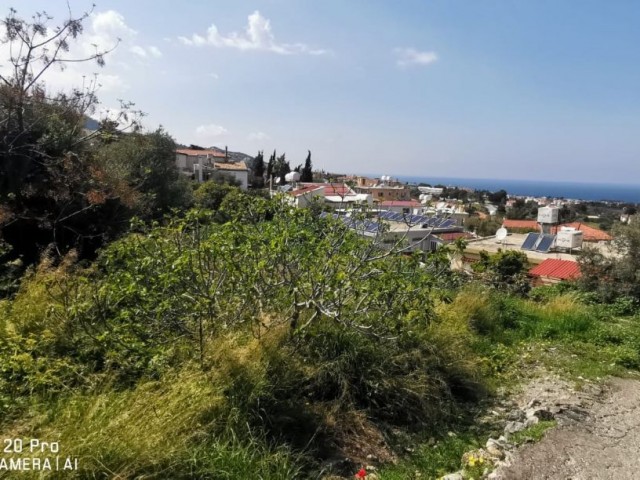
[378,211,393,220]
[440,219,456,228]
[390,213,403,221]
[536,234,555,253]
[521,232,540,250]
[365,222,381,233]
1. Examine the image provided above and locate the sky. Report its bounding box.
[2,0,640,183]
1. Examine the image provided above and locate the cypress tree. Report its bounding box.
[300,150,313,182]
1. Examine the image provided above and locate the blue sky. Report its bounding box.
[3,1,640,182]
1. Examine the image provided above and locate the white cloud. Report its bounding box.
[248,131,270,141]
[130,44,163,58]
[148,46,162,58]
[395,48,438,67]
[179,11,327,55]
[85,10,136,56]
[0,9,155,95]
[196,124,229,140]
[130,45,147,57]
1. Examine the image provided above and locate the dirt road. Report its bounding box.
[495,377,640,480]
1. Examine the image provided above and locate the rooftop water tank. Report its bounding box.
[537,206,560,224]
[556,230,583,249]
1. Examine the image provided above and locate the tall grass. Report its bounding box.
[13,364,301,479]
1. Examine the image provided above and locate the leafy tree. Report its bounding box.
[0,7,140,266]
[94,129,193,217]
[579,221,640,303]
[506,199,539,220]
[466,216,502,237]
[300,150,313,182]
[487,189,508,205]
[473,249,530,295]
[193,182,238,210]
[273,153,290,184]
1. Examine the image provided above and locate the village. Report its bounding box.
[175,147,624,287]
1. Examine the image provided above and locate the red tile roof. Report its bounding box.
[529,259,581,280]
[379,200,422,207]
[176,148,227,157]
[553,223,612,242]
[289,185,324,196]
[502,219,540,230]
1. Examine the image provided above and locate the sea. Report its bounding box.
[396,176,640,204]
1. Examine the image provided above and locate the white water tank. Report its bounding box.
[556,229,583,249]
[537,206,559,224]
[285,172,300,182]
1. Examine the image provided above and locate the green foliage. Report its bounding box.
[272,153,290,184]
[505,199,539,220]
[95,128,194,216]
[465,216,502,237]
[487,189,507,205]
[578,221,640,306]
[193,181,238,210]
[510,420,557,445]
[472,250,530,296]
[0,239,22,297]
[379,432,484,480]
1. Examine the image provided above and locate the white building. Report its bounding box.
[176,148,249,189]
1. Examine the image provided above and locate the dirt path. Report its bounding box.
[494,377,640,480]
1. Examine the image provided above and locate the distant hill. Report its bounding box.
[210,146,255,165]
[84,116,100,131]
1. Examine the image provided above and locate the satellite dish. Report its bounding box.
[495,227,508,241]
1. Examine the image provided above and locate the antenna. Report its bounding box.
[495,227,508,245]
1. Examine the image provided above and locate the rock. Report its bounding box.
[365,465,377,472]
[441,472,464,480]
[367,474,379,480]
[507,409,526,422]
[505,421,527,434]
[487,437,512,451]
[526,398,541,409]
[366,454,378,462]
[486,444,505,459]
[525,416,539,427]
[526,407,554,421]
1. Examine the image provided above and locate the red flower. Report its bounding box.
[355,468,367,479]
